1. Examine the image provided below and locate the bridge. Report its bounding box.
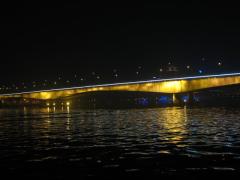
[1,73,240,102]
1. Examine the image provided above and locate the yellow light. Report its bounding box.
[66,102,70,106]
[161,81,182,93]
[2,73,240,100]
[46,102,50,106]
[53,102,56,106]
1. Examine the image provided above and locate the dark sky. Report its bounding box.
[1,1,240,83]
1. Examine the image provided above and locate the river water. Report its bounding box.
[0,106,240,178]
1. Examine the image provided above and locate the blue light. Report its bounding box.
[193,95,200,102]
[137,98,149,106]
[181,95,189,102]
[198,70,203,74]
[157,96,172,105]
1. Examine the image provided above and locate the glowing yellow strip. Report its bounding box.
[1,72,240,100]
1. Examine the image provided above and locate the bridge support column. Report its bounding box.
[188,92,194,104]
[172,93,180,106]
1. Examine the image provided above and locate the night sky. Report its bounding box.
[1,1,240,85]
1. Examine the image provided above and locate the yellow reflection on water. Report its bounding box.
[23,106,27,113]
[157,107,188,146]
[38,107,52,131]
[67,106,70,113]
[65,103,71,139]
[66,116,70,131]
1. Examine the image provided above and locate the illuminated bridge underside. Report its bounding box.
[1,74,240,100]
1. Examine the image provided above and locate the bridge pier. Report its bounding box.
[188,92,194,104]
[172,93,181,106]
[173,92,195,105]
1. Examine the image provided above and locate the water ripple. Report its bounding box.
[0,107,240,177]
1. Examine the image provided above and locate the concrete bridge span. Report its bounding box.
[1,73,240,100]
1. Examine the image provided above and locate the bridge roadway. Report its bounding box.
[1,73,240,100]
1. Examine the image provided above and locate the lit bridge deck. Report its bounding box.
[1,73,240,100]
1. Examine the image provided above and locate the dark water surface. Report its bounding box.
[0,106,240,178]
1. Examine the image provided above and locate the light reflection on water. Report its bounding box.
[0,106,240,177]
